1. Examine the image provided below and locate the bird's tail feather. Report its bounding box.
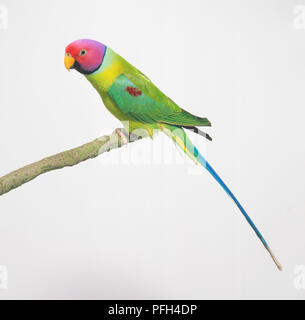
[161,124,282,270]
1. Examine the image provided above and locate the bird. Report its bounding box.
[64,39,281,270]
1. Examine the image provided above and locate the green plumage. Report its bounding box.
[73,43,281,270]
[85,47,211,135]
[109,74,210,126]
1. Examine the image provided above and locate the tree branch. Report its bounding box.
[0,130,143,196]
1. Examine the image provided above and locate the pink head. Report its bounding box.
[64,39,106,74]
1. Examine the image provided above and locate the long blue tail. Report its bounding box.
[162,125,282,270]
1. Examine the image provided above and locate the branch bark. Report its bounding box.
[0,130,143,196]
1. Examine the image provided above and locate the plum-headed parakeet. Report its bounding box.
[64,39,281,270]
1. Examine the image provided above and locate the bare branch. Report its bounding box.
[0,130,143,196]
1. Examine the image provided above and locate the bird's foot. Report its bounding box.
[115,128,129,146]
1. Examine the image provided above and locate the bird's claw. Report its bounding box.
[115,128,129,146]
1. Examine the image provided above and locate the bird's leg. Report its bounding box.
[115,128,129,146]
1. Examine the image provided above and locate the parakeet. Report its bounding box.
[64,39,281,270]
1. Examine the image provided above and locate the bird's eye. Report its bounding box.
[66,52,72,57]
[79,49,87,56]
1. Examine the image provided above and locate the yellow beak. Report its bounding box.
[64,55,75,71]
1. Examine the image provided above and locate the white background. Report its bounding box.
[0,0,305,299]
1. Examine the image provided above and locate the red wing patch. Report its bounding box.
[126,86,142,97]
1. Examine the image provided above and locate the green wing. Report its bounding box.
[108,73,211,127]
